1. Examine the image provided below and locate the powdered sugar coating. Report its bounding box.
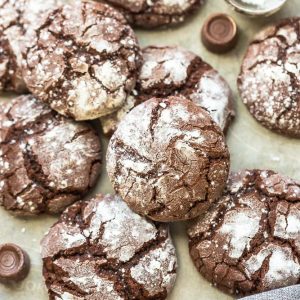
[41,194,177,300]
[54,258,123,300]
[22,0,142,120]
[238,18,300,137]
[41,222,86,258]
[130,238,177,296]
[104,0,204,28]
[0,95,101,216]
[100,45,234,136]
[107,96,230,222]
[140,46,194,86]
[190,69,234,130]
[188,169,300,296]
[83,194,157,262]
[0,0,62,92]
[243,243,299,291]
[239,0,285,11]
[219,208,261,259]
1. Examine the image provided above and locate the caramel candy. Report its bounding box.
[201,13,238,53]
[0,243,30,283]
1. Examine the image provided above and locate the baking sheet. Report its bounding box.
[0,0,299,299]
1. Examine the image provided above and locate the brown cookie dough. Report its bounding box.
[0,95,101,216]
[22,0,142,121]
[41,193,177,300]
[0,0,62,93]
[106,96,230,222]
[101,45,235,136]
[103,0,204,28]
[238,18,300,138]
[188,170,300,297]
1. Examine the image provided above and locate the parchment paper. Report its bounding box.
[0,0,299,299]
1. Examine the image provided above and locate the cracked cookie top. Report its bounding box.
[0,95,101,216]
[188,169,300,296]
[0,0,62,92]
[100,45,235,136]
[22,0,142,120]
[41,193,177,300]
[103,0,204,28]
[238,18,300,137]
[106,96,230,222]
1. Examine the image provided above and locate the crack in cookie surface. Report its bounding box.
[41,194,177,300]
[187,169,300,296]
[106,96,230,222]
[0,95,101,215]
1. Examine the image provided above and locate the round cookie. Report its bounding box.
[0,95,101,216]
[101,45,235,136]
[0,0,62,93]
[41,193,177,300]
[106,96,230,222]
[188,170,300,296]
[22,0,142,121]
[238,18,300,137]
[103,0,204,28]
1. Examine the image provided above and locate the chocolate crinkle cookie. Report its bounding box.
[41,194,177,300]
[0,0,62,93]
[188,169,300,297]
[22,0,142,121]
[0,95,101,216]
[102,0,204,28]
[106,96,230,222]
[238,18,300,138]
[101,45,235,136]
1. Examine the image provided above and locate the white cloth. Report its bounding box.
[240,285,300,300]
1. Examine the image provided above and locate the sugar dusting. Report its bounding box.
[239,0,285,11]
[54,258,123,300]
[130,239,177,295]
[141,46,233,130]
[140,48,192,87]
[274,203,300,244]
[83,195,157,262]
[113,98,208,175]
[244,243,300,289]
[219,208,261,259]
[191,69,233,130]
[41,222,86,258]
[162,0,191,10]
